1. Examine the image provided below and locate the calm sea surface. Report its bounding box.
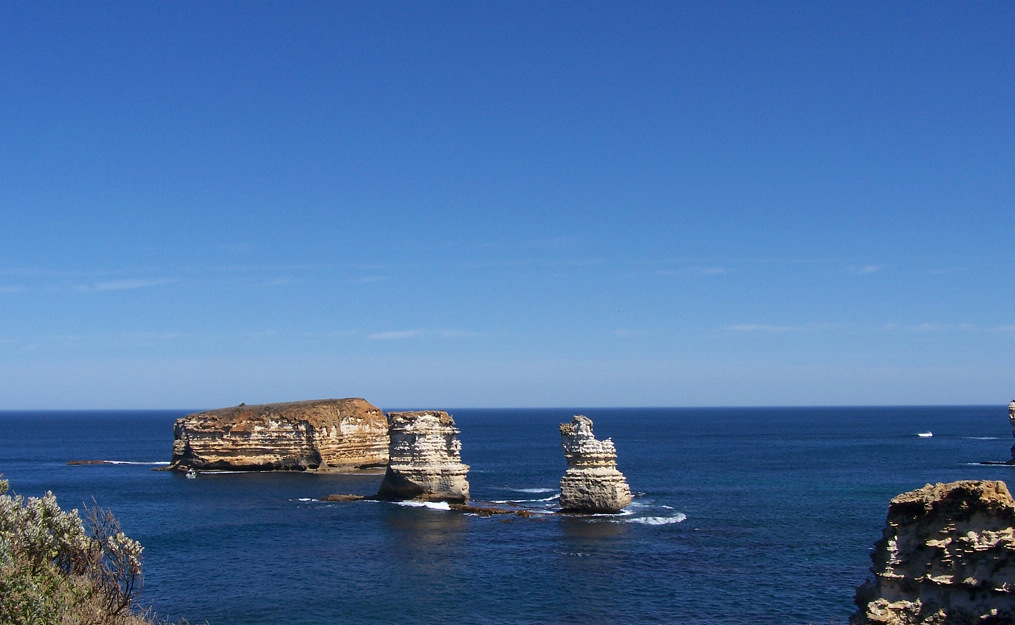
[1,406,1013,624]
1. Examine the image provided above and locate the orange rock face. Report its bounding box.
[852,480,1015,625]
[169,398,389,472]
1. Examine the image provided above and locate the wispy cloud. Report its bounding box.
[0,285,27,294]
[657,267,728,277]
[728,324,807,333]
[367,329,482,340]
[369,330,425,340]
[728,323,846,334]
[92,278,179,292]
[848,264,882,276]
[906,323,950,332]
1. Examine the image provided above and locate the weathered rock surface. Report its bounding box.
[851,480,1015,625]
[375,410,470,503]
[168,398,389,472]
[558,415,632,513]
[1008,400,1015,463]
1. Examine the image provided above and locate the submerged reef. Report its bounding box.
[558,415,632,513]
[168,398,389,472]
[852,480,1015,625]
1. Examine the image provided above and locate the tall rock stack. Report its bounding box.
[1008,400,1015,463]
[376,410,470,504]
[558,415,632,513]
[851,480,1015,625]
[168,398,389,472]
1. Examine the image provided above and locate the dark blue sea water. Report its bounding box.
[2,406,1013,624]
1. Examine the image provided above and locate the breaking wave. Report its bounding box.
[624,513,687,525]
[393,500,451,511]
[94,460,171,466]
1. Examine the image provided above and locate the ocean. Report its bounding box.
[1,406,1012,624]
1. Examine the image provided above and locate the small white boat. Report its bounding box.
[917,431,933,438]
[186,468,198,479]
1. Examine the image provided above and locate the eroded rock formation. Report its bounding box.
[558,415,632,513]
[1008,400,1015,463]
[375,410,470,503]
[168,398,389,472]
[851,480,1015,625]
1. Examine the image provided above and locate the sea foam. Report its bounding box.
[393,500,451,511]
[625,513,687,525]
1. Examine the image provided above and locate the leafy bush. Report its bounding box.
[0,476,155,625]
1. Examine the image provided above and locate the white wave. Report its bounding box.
[916,431,933,438]
[296,498,315,502]
[507,488,556,494]
[491,493,559,504]
[393,500,451,511]
[580,509,635,518]
[105,461,171,465]
[967,436,1001,440]
[625,513,687,525]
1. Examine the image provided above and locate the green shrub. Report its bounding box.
[0,476,154,625]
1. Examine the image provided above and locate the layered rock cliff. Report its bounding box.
[558,415,632,513]
[169,398,389,472]
[376,410,470,503]
[852,480,1015,625]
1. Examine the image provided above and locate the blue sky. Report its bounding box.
[2,2,1013,409]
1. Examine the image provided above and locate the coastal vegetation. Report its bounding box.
[0,476,168,625]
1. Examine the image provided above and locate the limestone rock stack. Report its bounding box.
[558,415,632,513]
[376,410,470,503]
[168,398,389,472]
[851,480,1015,625]
[1008,400,1015,463]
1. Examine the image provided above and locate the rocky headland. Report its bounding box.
[168,398,389,472]
[375,410,470,503]
[558,415,632,513]
[852,480,1015,625]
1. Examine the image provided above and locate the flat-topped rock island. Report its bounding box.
[168,398,389,472]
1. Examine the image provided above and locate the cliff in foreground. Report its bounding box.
[168,398,389,472]
[852,480,1015,625]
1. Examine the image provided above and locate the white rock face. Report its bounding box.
[558,415,632,513]
[852,480,1015,625]
[376,411,470,503]
[1008,401,1015,463]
